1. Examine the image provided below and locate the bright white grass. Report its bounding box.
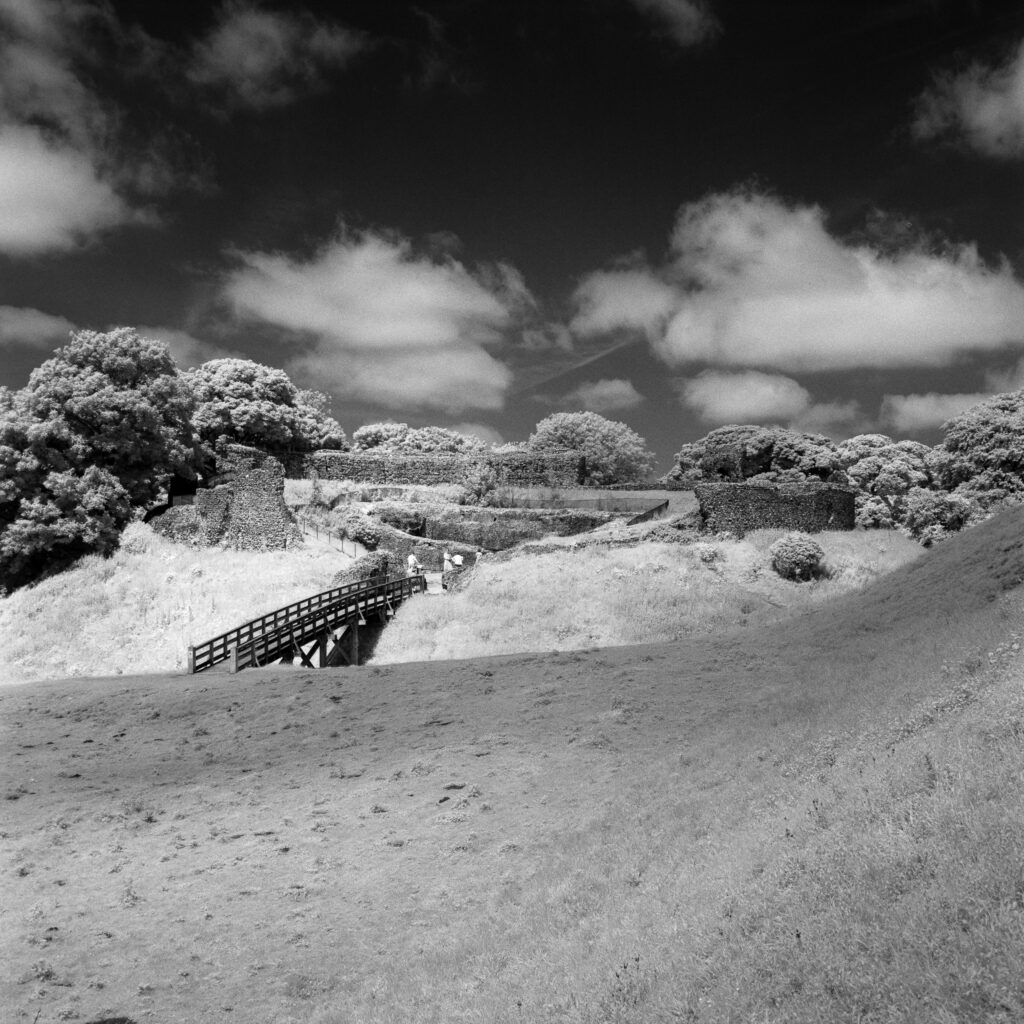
[0,523,342,685]
[371,529,925,664]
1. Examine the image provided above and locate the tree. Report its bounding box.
[1,328,197,589]
[352,422,411,450]
[185,359,347,457]
[527,411,655,485]
[938,390,1024,505]
[351,422,486,454]
[834,434,943,528]
[668,425,842,484]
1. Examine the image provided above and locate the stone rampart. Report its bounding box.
[694,482,856,537]
[304,450,584,487]
[421,506,619,550]
[152,455,300,550]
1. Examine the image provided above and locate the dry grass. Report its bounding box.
[371,528,924,664]
[4,508,1024,1022]
[0,522,343,686]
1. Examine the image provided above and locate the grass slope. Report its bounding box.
[0,523,344,687]
[372,528,924,664]
[3,509,1024,1022]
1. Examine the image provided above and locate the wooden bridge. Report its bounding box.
[186,574,426,674]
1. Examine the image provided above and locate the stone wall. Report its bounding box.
[421,506,619,550]
[694,482,856,537]
[304,450,584,487]
[151,455,300,550]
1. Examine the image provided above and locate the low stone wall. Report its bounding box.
[422,506,619,550]
[152,455,300,550]
[694,482,857,536]
[304,450,584,487]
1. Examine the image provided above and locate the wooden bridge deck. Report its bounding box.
[187,573,426,674]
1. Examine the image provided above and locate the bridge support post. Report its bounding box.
[317,630,332,668]
[349,621,359,666]
[228,645,239,674]
[187,646,195,674]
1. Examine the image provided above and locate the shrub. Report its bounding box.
[368,502,426,535]
[769,532,824,582]
[119,521,158,555]
[331,550,394,587]
[335,507,381,550]
[902,488,979,544]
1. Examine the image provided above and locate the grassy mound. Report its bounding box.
[0,523,342,685]
[371,527,924,664]
[4,510,1024,1021]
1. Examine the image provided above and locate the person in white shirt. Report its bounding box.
[407,552,422,575]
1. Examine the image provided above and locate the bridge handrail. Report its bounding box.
[229,573,425,672]
[187,573,423,673]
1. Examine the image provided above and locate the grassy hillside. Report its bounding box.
[0,522,344,687]
[3,509,1024,1022]
[372,528,924,664]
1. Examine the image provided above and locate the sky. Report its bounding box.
[2,0,1024,472]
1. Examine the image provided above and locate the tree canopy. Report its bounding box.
[185,359,347,457]
[1,328,197,589]
[351,422,486,454]
[527,411,655,484]
[939,390,1024,504]
[834,434,945,528]
[669,425,843,484]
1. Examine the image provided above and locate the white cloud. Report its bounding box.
[0,0,170,255]
[790,399,864,439]
[188,3,364,110]
[679,369,810,424]
[0,304,74,348]
[224,228,523,412]
[0,126,142,255]
[880,392,988,433]
[290,347,510,414]
[561,378,644,412]
[627,0,720,47]
[574,190,1024,373]
[914,39,1024,157]
[570,267,677,342]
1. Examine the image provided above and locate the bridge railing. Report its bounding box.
[229,573,425,672]
[187,573,424,673]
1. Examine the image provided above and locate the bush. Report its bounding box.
[769,532,824,582]
[331,550,394,587]
[902,488,979,544]
[368,502,426,535]
[335,507,381,550]
[118,521,158,555]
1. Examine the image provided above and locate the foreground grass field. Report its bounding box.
[3,508,1024,1022]
[372,528,924,664]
